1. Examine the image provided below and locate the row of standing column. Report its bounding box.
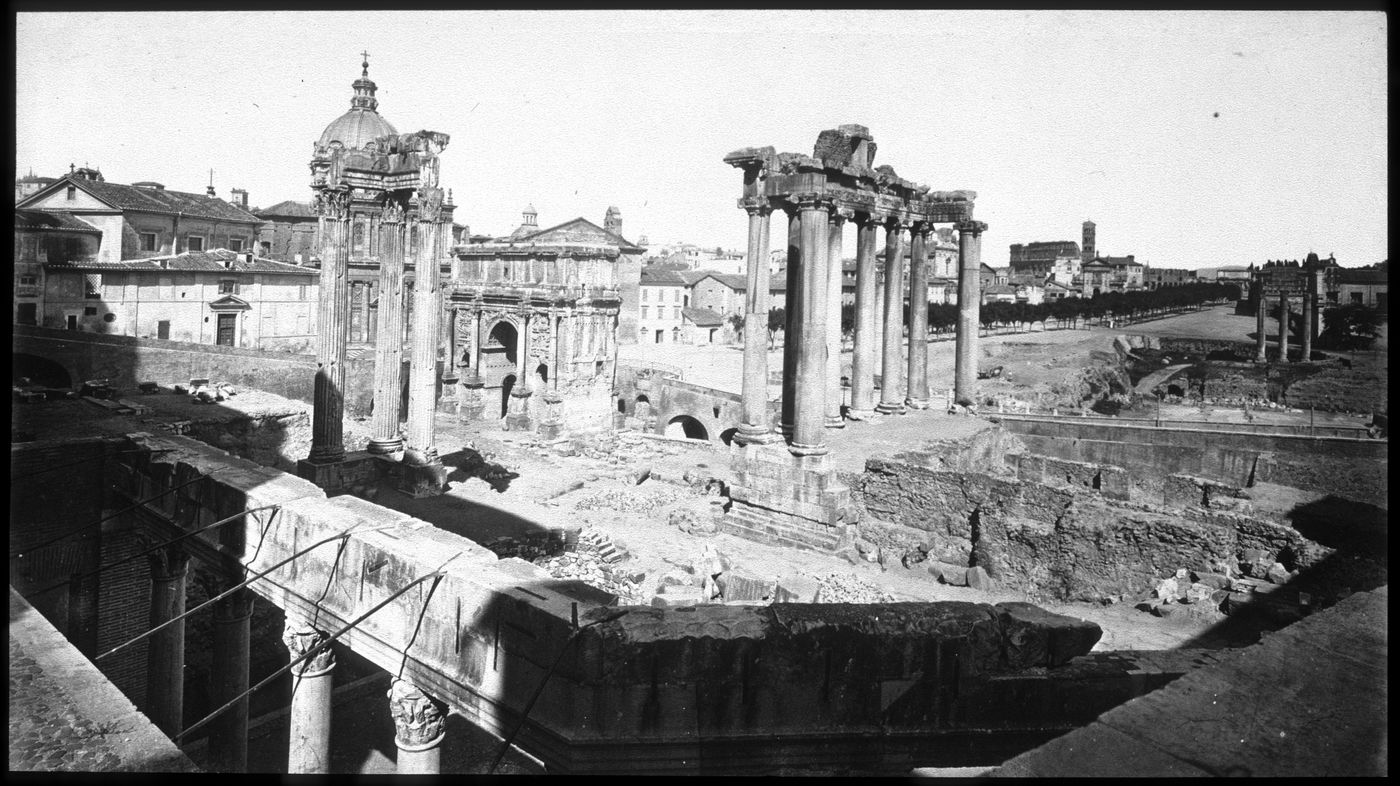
[735,199,987,455]
[1254,291,1317,363]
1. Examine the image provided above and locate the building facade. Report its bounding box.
[14,208,104,325]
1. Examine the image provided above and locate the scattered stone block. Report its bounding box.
[928,562,969,586]
[690,544,732,578]
[1265,562,1290,585]
[1151,603,1176,618]
[1181,583,1215,605]
[1154,577,1179,600]
[995,601,1103,667]
[717,569,774,602]
[659,570,693,588]
[1238,548,1274,578]
[773,575,820,603]
[652,585,707,607]
[966,566,994,591]
[1191,571,1231,590]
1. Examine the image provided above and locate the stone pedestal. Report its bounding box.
[876,220,907,416]
[848,215,880,420]
[144,546,189,738]
[209,589,253,773]
[284,623,335,774]
[297,451,383,494]
[724,444,860,551]
[504,390,534,432]
[458,373,486,423]
[388,679,446,775]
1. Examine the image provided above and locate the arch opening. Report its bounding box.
[501,374,516,418]
[665,415,709,441]
[719,427,738,446]
[12,354,72,389]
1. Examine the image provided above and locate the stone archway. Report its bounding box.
[719,427,738,446]
[665,415,709,441]
[12,353,73,389]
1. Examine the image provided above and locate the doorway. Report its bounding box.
[216,313,236,346]
[501,374,516,417]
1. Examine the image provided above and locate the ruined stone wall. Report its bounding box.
[1280,364,1388,414]
[856,457,1328,602]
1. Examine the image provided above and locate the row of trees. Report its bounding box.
[762,281,1242,344]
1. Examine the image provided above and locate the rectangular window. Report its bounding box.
[298,284,307,300]
[261,241,272,256]
[219,279,237,295]
[84,306,97,316]
[66,185,76,200]
[84,274,102,299]
[673,306,681,320]
[1350,292,1364,305]
[228,238,244,252]
[1376,293,1388,311]
[140,232,158,252]
[641,306,649,319]
[187,236,205,252]
[19,275,37,286]
[642,288,649,302]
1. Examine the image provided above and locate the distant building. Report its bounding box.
[36,247,317,346]
[14,207,104,326]
[15,167,261,264]
[1142,266,1196,290]
[1009,240,1080,276]
[1337,262,1388,309]
[638,267,706,343]
[1078,255,1145,295]
[15,170,59,203]
[253,200,319,264]
[690,272,749,317]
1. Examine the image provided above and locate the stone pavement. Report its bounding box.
[989,586,1388,777]
[8,587,198,773]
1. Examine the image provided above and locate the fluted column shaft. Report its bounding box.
[849,215,880,419]
[208,589,253,773]
[145,546,189,738]
[780,210,802,437]
[369,203,406,453]
[389,679,447,774]
[310,191,350,462]
[284,622,335,774]
[1301,288,1314,363]
[824,210,847,428]
[791,195,831,456]
[876,220,907,415]
[906,225,931,408]
[1277,292,1290,362]
[737,199,779,444]
[954,220,987,406]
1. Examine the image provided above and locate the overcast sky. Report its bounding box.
[15,10,1387,268]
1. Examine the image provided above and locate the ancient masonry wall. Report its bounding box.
[856,457,1334,603]
[10,431,1215,774]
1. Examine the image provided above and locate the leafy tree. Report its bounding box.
[767,306,786,348]
[1320,304,1385,350]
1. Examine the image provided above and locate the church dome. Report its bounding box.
[317,56,397,150]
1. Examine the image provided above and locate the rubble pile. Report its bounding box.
[1138,559,1311,624]
[574,484,690,516]
[813,572,896,604]
[534,551,648,605]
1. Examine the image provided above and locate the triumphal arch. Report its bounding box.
[721,124,986,550]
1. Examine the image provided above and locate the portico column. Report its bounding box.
[1277,291,1290,362]
[208,588,253,773]
[388,679,447,774]
[824,208,848,428]
[1254,290,1269,362]
[876,218,908,415]
[369,196,407,454]
[954,220,988,407]
[406,194,444,465]
[790,193,831,456]
[310,189,351,462]
[905,223,931,409]
[1301,287,1314,363]
[284,622,335,774]
[848,214,880,420]
[780,208,802,438]
[144,546,189,738]
[736,197,780,444]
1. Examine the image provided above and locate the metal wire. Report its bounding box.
[488,606,631,774]
[95,523,395,663]
[8,447,174,482]
[175,552,462,744]
[10,468,223,560]
[26,504,283,599]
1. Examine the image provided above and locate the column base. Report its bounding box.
[538,420,564,440]
[845,408,876,421]
[503,413,534,432]
[788,441,829,457]
[734,425,782,446]
[395,458,448,498]
[904,397,930,410]
[297,452,383,494]
[823,415,846,429]
[875,401,906,416]
[366,437,404,455]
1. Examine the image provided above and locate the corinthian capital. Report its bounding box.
[417,187,444,224]
[387,679,447,750]
[740,196,772,216]
[381,194,407,225]
[283,622,336,676]
[316,189,350,221]
[955,219,988,236]
[793,192,835,212]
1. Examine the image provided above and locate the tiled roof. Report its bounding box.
[45,248,316,276]
[682,307,726,327]
[983,284,1018,295]
[15,208,102,233]
[699,272,749,291]
[255,200,317,218]
[1339,269,1387,285]
[640,268,710,286]
[37,177,260,223]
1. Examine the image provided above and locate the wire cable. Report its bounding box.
[174,552,462,745]
[95,522,396,663]
[10,468,224,559]
[26,504,283,599]
[8,447,174,483]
